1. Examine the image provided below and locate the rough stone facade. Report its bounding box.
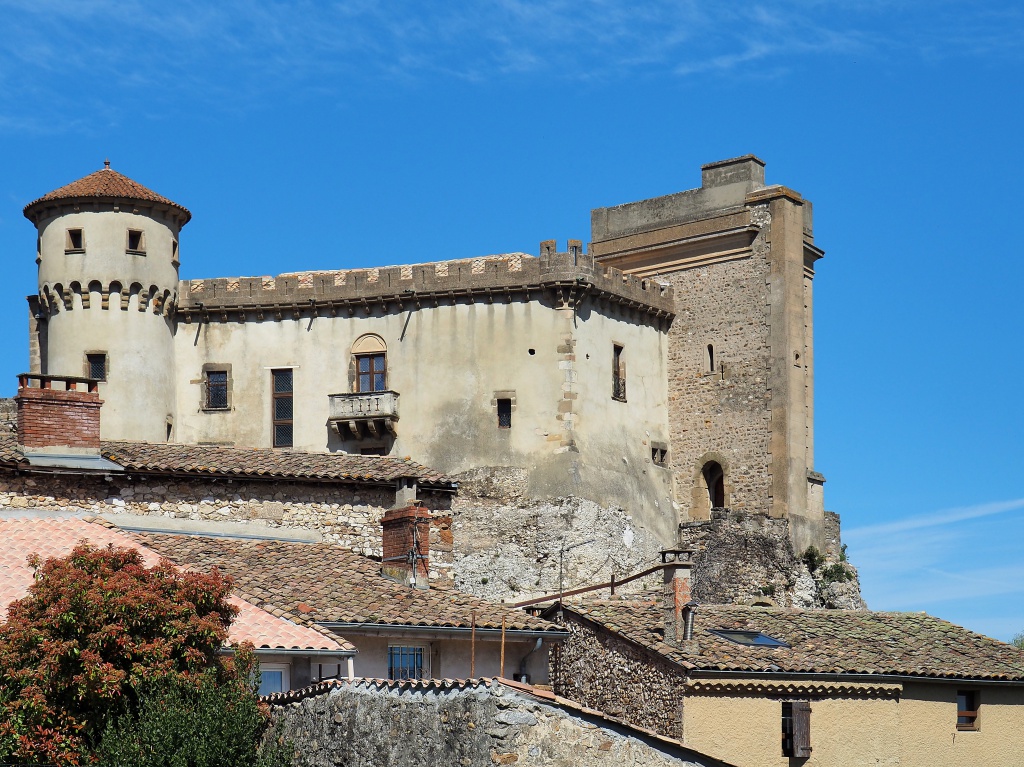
[268,679,725,767]
[549,619,685,739]
[678,509,864,610]
[661,217,772,517]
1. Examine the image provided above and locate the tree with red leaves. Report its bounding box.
[0,543,240,765]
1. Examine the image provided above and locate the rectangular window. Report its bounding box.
[388,646,425,680]
[356,353,386,392]
[651,446,668,466]
[782,701,812,757]
[497,398,512,428]
[272,369,293,448]
[126,229,146,254]
[86,353,107,381]
[65,228,85,253]
[258,664,290,696]
[957,690,979,730]
[204,369,229,410]
[612,344,626,401]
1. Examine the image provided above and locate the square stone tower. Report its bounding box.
[590,156,825,553]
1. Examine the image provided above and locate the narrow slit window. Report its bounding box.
[65,228,85,252]
[706,344,715,373]
[126,229,146,254]
[86,353,107,381]
[272,369,293,448]
[497,398,512,428]
[612,344,626,401]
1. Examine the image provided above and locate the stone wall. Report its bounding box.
[662,217,772,520]
[448,470,665,603]
[0,471,398,558]
[678,508,864,610]
[268,678,725,767]
[549,619,686,739]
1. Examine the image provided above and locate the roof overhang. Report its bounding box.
[318,622,569,642]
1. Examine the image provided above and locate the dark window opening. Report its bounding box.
[66,228,84,252]
[86,353,107,381]
[707,344,715,373]
[272,369,293,448]
[126,229,145,253]
[172,240,179,261]
[957,690,979,730]
[356,353,386,393]
[703,461,725,508]
[612,345,626,401]
[497,398,512,428]
[782,701,812,757]
[205,370,229,410]
[388,646,424,680]
[652,447,668,466]
[360,446,387,456]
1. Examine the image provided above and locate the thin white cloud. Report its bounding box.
[0,0,1019,134]
[845,498,1024,539]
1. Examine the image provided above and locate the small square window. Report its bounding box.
[126,229,146,254]
[204,369,229,410]
[65,228,85,253]
[86,352,107,381]
[957,690,979,730]
[388,646,425,680]
[497,398,512,428]
[651,445,668,466]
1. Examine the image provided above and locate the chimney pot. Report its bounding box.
[660,548,694,647]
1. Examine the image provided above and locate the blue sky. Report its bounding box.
[0,1,1021,640]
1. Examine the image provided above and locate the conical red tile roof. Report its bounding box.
[24,163,191,223]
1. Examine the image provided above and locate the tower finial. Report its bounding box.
[104,158,110,169]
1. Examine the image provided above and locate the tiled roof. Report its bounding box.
[24,166,191,222]
[0,516,348,653]
[565,597,1024,681]
[132,532,563,634]
[0,433,454,487]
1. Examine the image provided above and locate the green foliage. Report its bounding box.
[758,584,776,597]
[0,543,240,765]
[96,650,292,767]
[1012,632,1024,650]
[839,543,848,562]
[801,546,826,573]
[819,563,854,585]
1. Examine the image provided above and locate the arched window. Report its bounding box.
[352,334,387,392]
[702,461,725,509]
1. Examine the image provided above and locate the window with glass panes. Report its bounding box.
[272,369,293,447]
[356,353,386,392]
[388,646,424,680]
[205,370,228,409]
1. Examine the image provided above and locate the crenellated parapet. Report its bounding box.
[38,279,176,317]
[177,243,675,325]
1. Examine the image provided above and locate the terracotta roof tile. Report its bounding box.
[24,166,191,222]
[0,516,348,653]
[132,532,562,634]
[565,597,1024,681]
[0,433,454,487]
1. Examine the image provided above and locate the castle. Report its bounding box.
[20,155,845,604]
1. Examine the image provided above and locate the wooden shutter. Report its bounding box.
[793,701,812,757]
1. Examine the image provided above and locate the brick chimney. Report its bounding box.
[16,373,102,454]
[381,501,430,589]
[661,548,696,647]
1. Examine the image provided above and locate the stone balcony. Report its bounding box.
[328,391,399,440]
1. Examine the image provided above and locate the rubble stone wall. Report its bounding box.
[662,219,772,520]
[549,619,685,739]
[269,679,722,767]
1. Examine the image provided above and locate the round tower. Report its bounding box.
[23,161,190,443]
